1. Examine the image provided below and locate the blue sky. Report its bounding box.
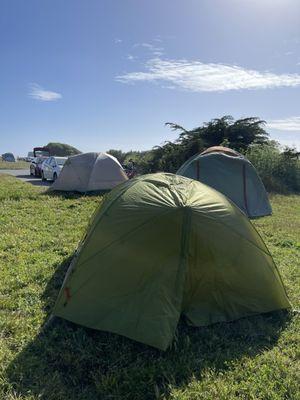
[1,0,300,156]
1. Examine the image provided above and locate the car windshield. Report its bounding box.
[56,158,67,165]
[35,151,49,157]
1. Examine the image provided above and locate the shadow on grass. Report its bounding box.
[13,174,52,187]
[6,255,292,400]
[42,188,110,199]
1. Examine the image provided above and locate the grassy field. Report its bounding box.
[0,161,30,170]
[0,175,299,400]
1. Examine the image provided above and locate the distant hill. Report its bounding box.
[46,142,81,157]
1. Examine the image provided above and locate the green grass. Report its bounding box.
[0,175,299,400]
[0,161,30,170]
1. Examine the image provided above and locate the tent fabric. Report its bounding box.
[176,147,272,218]
[53,173,290,350]
[201,146,240,157]
[51,152,128,192]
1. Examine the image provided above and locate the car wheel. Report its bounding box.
[41,171,46,181]
[53,172,57,181]
[34,167,38,177]
[30,168,34,176]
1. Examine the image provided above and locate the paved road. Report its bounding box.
[0,169,51,187]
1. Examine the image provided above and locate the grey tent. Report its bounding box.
[52,152,128,192]
[176,146,272,218]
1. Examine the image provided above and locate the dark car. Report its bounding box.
[2,152,15,162]
[30,157,48,177]
[30,146,50,177]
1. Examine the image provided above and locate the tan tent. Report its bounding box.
[52,152,128,192]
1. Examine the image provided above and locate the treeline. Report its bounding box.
[108,116,300,193]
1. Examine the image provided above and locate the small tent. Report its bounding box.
[51,152,128,192]
[177,146,271,218]
[53,173,290,350]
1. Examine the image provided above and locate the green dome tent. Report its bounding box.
[53,173,290,350]
[176,146,272,218]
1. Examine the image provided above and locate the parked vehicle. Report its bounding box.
[41,156,67,181]
[30,157,47,177]
[26,151,34,162]
[29,146,50,177]
[1,153,15,162]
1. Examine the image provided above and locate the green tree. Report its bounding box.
[246,144,300,192]
[107,149,127,164]
[166,116,269,153]
[143,116,270,174]
[46,142,81,156]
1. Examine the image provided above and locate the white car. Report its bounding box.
[41,156,67,181]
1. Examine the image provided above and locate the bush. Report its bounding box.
[246,145,300,193]
[46,142,81,157]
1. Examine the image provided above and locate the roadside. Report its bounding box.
[0,161,30,170]
[0,169,51,187]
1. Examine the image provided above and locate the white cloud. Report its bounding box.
[152,50,164,57]
[127,54,137,61]
[132,42,164,57]
[28,84,62,102]
[268,117,300,131]
[116,57,300,92]
[114,38,122,44]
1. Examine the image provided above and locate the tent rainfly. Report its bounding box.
[176,146,272,218]
[53,173,290,350]
[51,152,128,192]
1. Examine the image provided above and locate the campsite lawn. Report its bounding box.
[0,161,30,170]
[0,175,299,400]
